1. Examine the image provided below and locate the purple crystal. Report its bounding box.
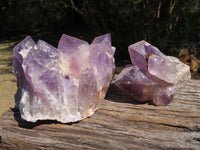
[13,34,115,123]
[115,41,191,106]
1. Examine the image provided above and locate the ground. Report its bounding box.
[0,41,17,116]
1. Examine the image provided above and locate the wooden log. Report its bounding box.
[0,80,200,150]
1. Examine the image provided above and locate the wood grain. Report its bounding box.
[0,79,200,150]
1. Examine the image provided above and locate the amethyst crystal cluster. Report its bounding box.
[13,34,115,123]
[115,41,191,105]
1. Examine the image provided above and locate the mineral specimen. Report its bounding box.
[115,40,191,106]
[13,34,116,123]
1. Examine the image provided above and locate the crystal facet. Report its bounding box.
[13,34,115,123]
[115,40,191,106]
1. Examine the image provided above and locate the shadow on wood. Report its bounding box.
[11,108,76,129]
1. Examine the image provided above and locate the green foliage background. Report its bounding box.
[0,0,199,61]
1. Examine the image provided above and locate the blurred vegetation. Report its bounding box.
[0,0,199,63]
[70,0,200,61]
[0,0,78,37]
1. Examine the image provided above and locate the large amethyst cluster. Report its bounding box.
[13,34,115,123]
[115,40,191,105]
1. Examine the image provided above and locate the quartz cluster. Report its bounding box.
[13,34,116,123]
[115,40,191,105]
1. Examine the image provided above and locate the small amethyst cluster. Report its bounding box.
[115,40,191,105]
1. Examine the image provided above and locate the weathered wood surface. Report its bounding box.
[0,79,200,150]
